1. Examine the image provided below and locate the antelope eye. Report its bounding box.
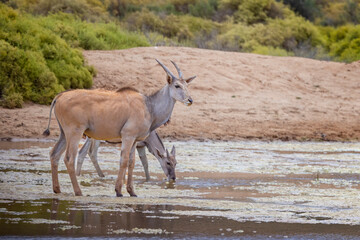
[166,162,171,165]
[175,85,180,89]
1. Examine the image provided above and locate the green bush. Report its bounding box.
[171,0,197,14]
[125,9,165,33]
[10,0,110,22]
[215,22,247,50]
[218,0,242,12]
[189,0,218,19]
[215,14,321,51]
[252,45,293,56]
[219,0,289,24]
[282,0,321,22]
[39,13,150,50]
[143,31,180,46]
[125,9,219,42]
[146,2,177,15]
[0,4,88,107]
[1,92,23,109]
[0,3,151,108]
[235,0,276,24]
[323,24,360,62]
[320,1,360,26]
[0,40,64,107]
[264,16,324,49]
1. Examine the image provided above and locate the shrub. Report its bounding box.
[236,0,275,24]
[320,1,360,26]
[282,0,321,21]
[252,45,293,56]
[0,3,152,108]
[263,16,325,50]
[0,4,91,107]
[125,9,165,33]
[143,31,180,46]
[106,0,143,18]
[0,40,64,107]
[171,0,197,14]
[125,9,219,42]
[321,2,347,26]
[146,2,177,15]
[216,22,248,50]
[189,0,218,19]
[180,14,219,33]
[1,92,23,109]
[324,24,360,62]
[4,0,109,21]
[218,0,242,12]
[32,0,110,22]
[41,14,150,50]
[219,0,287,24]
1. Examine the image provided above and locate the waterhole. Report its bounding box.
[0,139,360,239]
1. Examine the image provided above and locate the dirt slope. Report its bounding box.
[1,47,359,141]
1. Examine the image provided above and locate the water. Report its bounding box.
[0,139,360,239]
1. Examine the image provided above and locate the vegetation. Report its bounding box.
[1,0,359,108]
[0,3,149,108]
[321,25,360,62]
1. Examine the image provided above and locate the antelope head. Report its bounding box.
[156,59,196,106]
[156,145,177,182]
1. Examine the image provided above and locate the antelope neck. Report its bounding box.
[146,85,176,132]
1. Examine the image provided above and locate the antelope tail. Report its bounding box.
[42,97,57,137]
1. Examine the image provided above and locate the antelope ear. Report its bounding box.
[171,145,176,156]
[156,59,176,85]
[185,76,196,84]
[166,74,172,84]
[155,148,164,158]
[166,148,170,158]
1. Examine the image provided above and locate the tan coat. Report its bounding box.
[44,60,195,197]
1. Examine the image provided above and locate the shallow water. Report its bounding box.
[0,139,360,239]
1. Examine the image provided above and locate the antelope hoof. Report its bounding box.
[127,186,137,197]
[115,190,123,197]
[53,187,61,194]
[75,191,82,196]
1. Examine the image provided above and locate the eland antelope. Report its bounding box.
[43,59,195,197]
[76,131,177,182]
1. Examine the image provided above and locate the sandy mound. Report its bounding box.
[1,47,359,141]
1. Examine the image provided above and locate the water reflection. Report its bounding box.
[1,198,179,237]
[164,181,176,189]
[1,199,360,239]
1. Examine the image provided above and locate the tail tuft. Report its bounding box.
[43,129,50,137]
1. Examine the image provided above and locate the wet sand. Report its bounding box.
[0,139,360,238]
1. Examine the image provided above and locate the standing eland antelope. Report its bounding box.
[43,59,195,197]
[76,131,177,182]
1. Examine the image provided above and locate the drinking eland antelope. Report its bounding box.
[76,131,177,182]
[43,59,195,197]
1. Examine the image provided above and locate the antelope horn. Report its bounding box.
[170,60,183,79]
[156,59,177,80]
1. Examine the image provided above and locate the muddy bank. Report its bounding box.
[1,47,360,141]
